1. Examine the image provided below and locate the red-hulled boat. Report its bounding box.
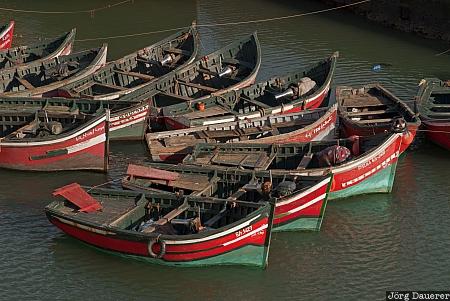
[45,183,274,267]
[0,105,109,171]
[122,163,332,232]
[154,52,338,130]
[146,100,337,162]
[416,78,450,150]
[0,21,14,49]
[182,126,415,200]
[337,84,420,143]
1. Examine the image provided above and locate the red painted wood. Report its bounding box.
[50,215,268,262]
[53,183,102,212]
[273,179,328,225]
[0,118,106,171]
[0,21,14,50]
[423,121,450,150]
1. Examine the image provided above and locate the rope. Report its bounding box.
[0,0,132,15]
[436,48,450,56]
[75,0,371,42]
[87,177,122,192]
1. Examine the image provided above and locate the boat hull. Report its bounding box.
[273,176,331,231]
[0,21,14,50]
[47,212,271,267]
[422,120,450,150]
[151,105,337,162]
[0,116,107,171]
[326,133,404,199]
[1,45,108,97]
[109,103,149,140]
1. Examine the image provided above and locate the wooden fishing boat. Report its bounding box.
[0,44,108,97]
[151,52,338,130]
[416,78,450,150]
[0,21,14,50]
[122,163,332,232]
[146,99,337,162]
[45,184,274,267]
[55,25,199,100]
[0,29,76,70]
[337,84,420,140]
[0,102,109,171]
[121,32,262,103]
[182,127,415,200]
[0,96,149,141]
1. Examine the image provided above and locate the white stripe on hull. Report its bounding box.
[276,178,330,207]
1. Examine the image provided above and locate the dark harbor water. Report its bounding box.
[1,0,450,300]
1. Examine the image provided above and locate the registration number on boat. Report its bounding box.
[235,226,253,238]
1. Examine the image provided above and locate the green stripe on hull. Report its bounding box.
[89,244,267,268]
[273,217,321,232]
[109,123,146,140]
[329,162,398,200]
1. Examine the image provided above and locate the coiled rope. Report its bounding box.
[75,0,371,42]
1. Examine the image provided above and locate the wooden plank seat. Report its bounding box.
[429,104,450,108]
[345,109,396,117]
[9,119,39,137]
[184,106,231,119]
[159,91,194,102]
[239,96,271,109]
[72,81,95,93]
[177,79,218,93]
[296,153,313,170]
[142,201,190,233]
[93,82,127,91]
[165,48,191,56]
[115,69,155,81]
[197,67,218,76]
[341,95,387,107]
[162,135,202,146]
[357,118,395,124]
[222,58,254,69]
[15,76,35,89]
[127,164,179,181]
[427,112,450,116]
[204,206,228,227]
[210,152,273,169]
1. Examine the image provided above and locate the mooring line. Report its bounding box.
[87,177,123,192]
[75,0,371,42]
[0,0,132,15]
[436,48,450,56]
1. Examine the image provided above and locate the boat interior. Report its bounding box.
[122,163,325,206]
[51,185,266,235]
[65,32,196,98]
[0,31,71,69]
[149,108,330,152]
[153,37,258,103]
[0,104,95,141]
[338,85,416,125]
[0,47,102,93]
[156,57,332,125]
[424,89,450,119]
[182,134,388,171]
